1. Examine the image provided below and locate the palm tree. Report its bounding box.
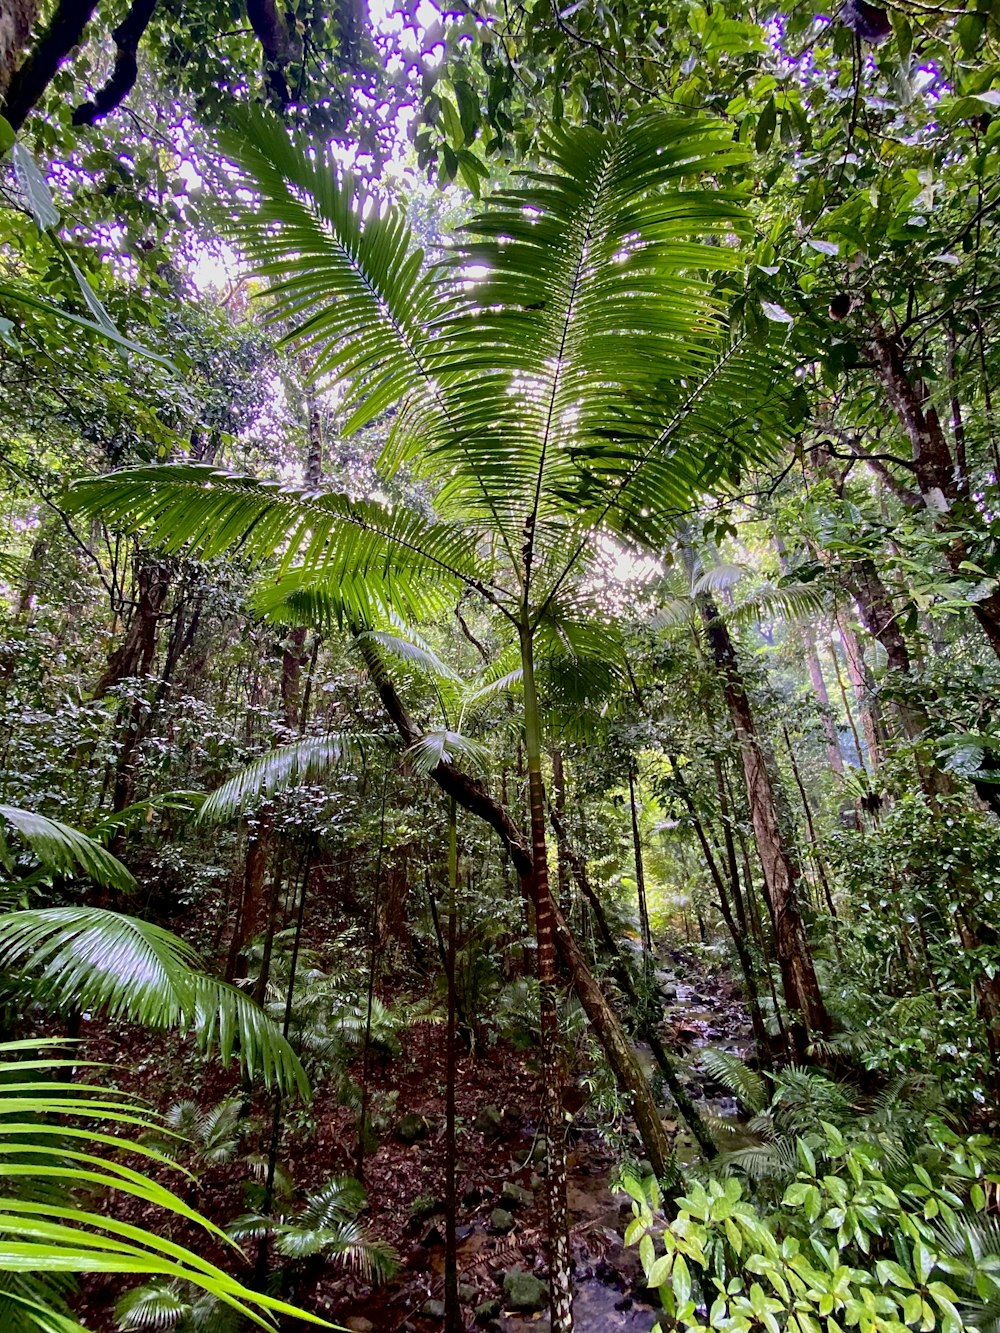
[66,106,800,1329]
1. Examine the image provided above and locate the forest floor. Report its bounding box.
[74,941,751,1333]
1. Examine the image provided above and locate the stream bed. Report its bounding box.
[330,952,750,1332]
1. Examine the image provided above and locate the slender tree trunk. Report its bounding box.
[254,839,286,1007]
[781,725,838,924]
[256,842,311,1285]
[829,632,869,770]
[697,594,830,1040]
[668,761,772,1069]
[519,627,573,1333]
[846,559,953,800]
[226,810,273,982]
[444,801,461,1333]
[804,631,844,775]
[281,379,323,728]
[628,764,654,967]
[356,772,388,1181]
[551,747,572,914]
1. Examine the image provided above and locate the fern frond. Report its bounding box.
[699,1049,769,1114]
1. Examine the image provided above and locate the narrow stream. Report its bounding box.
[337,954,751,1332]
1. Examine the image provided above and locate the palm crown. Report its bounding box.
[67,108,798,639]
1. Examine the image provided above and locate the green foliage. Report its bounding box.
[0,1039,328,1333]
[0,907,308,1098]
[228,1176,398,1283]
[825,795,1000,1105]
[0,805,135,894]
[625,1111,1000,1333]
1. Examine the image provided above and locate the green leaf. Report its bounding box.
[11,144,60,230]
[755,98,777,152]
[673,1254,692,1305]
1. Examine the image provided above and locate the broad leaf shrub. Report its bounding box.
[625,1120,1000,1333]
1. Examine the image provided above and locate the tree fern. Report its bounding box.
[699,1048,769,1115]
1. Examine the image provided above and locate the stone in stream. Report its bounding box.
[474,1104,504,1138]
[459,1282,477,1303]
[502,1180,533,1207]
[489,1207,515,1234]
[343,1320,375,1333]
[421,1298,446,1318]
[503,1267,549,1311]
[395,1112,430,1144]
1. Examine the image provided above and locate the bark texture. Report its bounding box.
[3,0,98,132]
[698,593,831,1039]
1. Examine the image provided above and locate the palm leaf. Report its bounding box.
[0,909,307,1097]
[217,107,451,435]
[198,733,385,822]
[404,730,491,777]
[0,806,135,893]
[0,1040,328,1332]
[65,465,492,624]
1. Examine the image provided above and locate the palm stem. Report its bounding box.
[519,621,574,1333]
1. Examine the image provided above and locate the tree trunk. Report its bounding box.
[551,747,571,914]
[697,594,830,1040]
[627,764,654,965]
[226,811,273,982]
[520,627,573,1333]
[443,801,461,1333]
[869,323,1000,664]
[0,0,40,100]
[804,630,844,775]
[829,630,872,771]
[2,0,98,132]
[280,383,324,728]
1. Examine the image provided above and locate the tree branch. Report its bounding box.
[3,0,98,134]
[71,0,158,126]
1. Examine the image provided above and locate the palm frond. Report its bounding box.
[692,564,748,596]
[0,909,308,1098]
[404,730,491,777]
[65,465,489,624]
[725,581,829,630]
[0,806,135,893]
[199,733,384,821]
[217,107,451,435]
[0,1040,328,1332]
[90,793,205,843]
[115,1279,190,1330]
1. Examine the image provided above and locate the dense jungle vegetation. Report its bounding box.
[2,0,1000,1330]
